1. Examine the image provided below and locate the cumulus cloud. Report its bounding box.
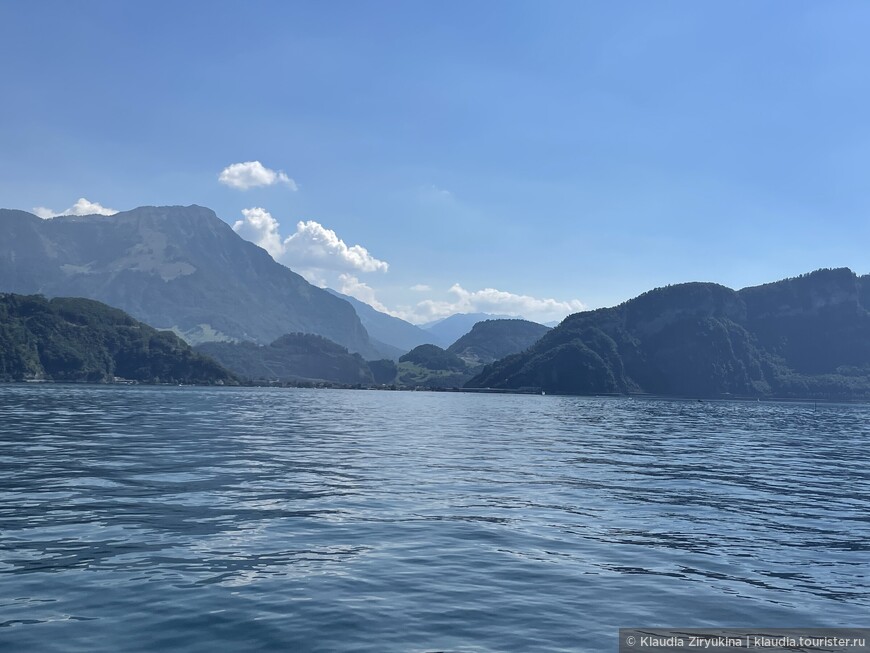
[283,220,389,274]
[232,208,388,282]
[232,207,284,258]
[32,198,119,219]
[231,206,581,324]
[407,284,585,324]
[218,161,298,190]
[338,274,392,313]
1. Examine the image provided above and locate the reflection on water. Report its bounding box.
[0,386,868,652]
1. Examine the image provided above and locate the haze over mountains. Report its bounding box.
[325,288,433,355]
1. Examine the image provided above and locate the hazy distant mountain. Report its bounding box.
[447,319,550,366]
[0,293,234,384]
[197,333,375,385]
[0,206,380,357]
[326,289,434,355]
[421,313,514,346]
[469,268,870,399]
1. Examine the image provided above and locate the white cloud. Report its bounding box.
[218,161,298,190]
[406,284,585,324]
[232,208,388,281]
[230,206,582,325]
[232,207,284,258]
[327,277,583,325]
[32,197,119,219]
[338,274,392,313]
[283,220,389,274]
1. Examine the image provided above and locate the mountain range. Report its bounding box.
[197,318,553,388]
[0,205,519,361]
[394,319,551,389]
[0,206,384,356]
[6,205,870,399]
[469,268,870,399]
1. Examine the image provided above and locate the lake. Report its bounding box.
[0,386,867,652]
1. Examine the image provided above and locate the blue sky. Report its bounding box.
[2,1,869,323]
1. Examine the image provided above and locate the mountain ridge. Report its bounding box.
[0,292,235,384]
[0,205,381,358]
[468,268,870,399]
[447,318,550,366]
[325,288,434,356]
[196,333,376,385]
[421,312,515,346]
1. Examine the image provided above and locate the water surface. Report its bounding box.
[1,386,868,651]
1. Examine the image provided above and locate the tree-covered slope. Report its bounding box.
[197,333,375,384]
[0,293,235,383]
[0,206,379,357]
[447,318,550,365]
[397,344,474,388]
[468,268,870,399]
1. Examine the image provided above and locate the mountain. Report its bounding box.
[367,359,398,385]
[422,313,515,346]
[196,333,375,385]
[468,268,870,400]
[0,206,380,357]
[0,293,234,384]
[325,289,434,356]
[447,319,550,366]
[397,344,474,389]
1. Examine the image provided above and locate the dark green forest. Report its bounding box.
[197,333,377,385]
[0,293,234,384]
[469,268,870,399]
[447,319,550,365]
[399,344,468,372]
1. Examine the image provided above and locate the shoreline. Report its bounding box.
[3,380,869,404]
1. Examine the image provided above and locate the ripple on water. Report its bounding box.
[0,385,868,652]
